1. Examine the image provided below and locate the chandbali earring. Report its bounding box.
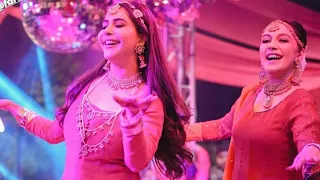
[290,59,303,85]
[103,60,111,71]
[135,44,147,68]
[259,65,267,83]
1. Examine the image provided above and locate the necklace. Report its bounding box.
[263,81,293,109]
[105,70,143,91]
[77,96,119,157]
[76,72,121,158]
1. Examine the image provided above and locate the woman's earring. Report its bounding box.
[290,59,303,85]
[135,44,147,68]
[103,60,111,71]
[259,66,267,83]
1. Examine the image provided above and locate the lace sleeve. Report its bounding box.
[185,104,234,141]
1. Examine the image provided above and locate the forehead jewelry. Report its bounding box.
[261,20,305,49]
[107,1,146,28]
[107,3,121,15]
[266,22,280,32]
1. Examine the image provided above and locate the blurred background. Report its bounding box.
[0,0,319,179]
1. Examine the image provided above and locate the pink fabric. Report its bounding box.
[230,87,320,180]
[26,85,164,180]
[187,85,320,180]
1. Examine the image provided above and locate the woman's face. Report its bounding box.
[216,150,228,169]
[98,6,141,61]
[259,22,301,79]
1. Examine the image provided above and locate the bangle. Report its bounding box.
[18,108,29,125]
[18,108,36,126]
[305,143,320,151]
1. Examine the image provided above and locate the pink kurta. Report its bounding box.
[186,84,320,180]
[26,84,164,180]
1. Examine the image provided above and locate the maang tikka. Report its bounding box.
[107,1,147,28]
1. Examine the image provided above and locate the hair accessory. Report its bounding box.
[262,20,306,49]
[107,1,146,28]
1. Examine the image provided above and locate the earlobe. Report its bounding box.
[139,35,147,46]
[298,49,306,57]
[296,53,302,60]
[139,41,145,47]
[296,51,303,60]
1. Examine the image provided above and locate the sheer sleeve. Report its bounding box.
[287,93,320,152]
[185,104,235,141]
[184,83,260,142]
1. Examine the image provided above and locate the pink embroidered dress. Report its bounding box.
[25,79,164,179]
[186,84,320,180]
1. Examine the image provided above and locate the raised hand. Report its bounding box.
[0,99,14,112]
[113,92,158,119]
[0,99,25,123]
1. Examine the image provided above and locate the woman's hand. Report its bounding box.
[0,99,22,120]
[0,99,16,112]
[287,145,320,171]
[113,93,158,119]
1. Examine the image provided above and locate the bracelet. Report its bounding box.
[305,143,320,151]
[18,108,29,125]
[18,108,36,126]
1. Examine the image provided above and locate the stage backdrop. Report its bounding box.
[0,0,319,179]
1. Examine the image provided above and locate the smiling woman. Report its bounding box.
[98,4,143,68]
[0,1,193,180]
[185,19,320,180]
[260,20,306,81]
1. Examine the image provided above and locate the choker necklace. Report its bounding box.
[105,71,143,91]
[263,81,293,109]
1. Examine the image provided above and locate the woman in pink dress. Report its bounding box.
[186,19,320,180]
[0,1,192,179]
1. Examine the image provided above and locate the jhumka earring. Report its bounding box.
[290,59,303,85]
[135,44,147,68]
[103,61,111,71]
[259,66,267,83]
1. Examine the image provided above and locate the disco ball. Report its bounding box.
[20,0,110,53]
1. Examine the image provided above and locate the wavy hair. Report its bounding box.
[55,1,193,179]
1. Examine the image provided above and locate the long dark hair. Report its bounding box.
[55,1,193,179]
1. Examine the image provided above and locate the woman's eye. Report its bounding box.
[279,39,289,43]
[115,24,125,28]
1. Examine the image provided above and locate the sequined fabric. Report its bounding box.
[186,84,320,180]
[304,163,320,180]
[185,106,234,141]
